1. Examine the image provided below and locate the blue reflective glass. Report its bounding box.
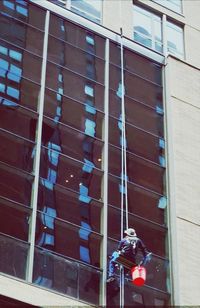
[56,93,62,101]
[0,83,5,93]
[159,138,165,149]
[119,184,125,194]
[48,149,59,166]
[48,142,61,152]
[7,86,19,99]
[58,87,63,95]
[85,104,96,115]
[7,72,21,83]
[41,178,53,191]
[9,50,22,62]
[79,224,91,240]
[158,196,167,209]
[0,98,17,106]
[10,64,22,76]
[159,155,166,167]
[80,246,90,263]
[85,119,95,137]
[85,85,94,97]
[0,59,9,71]
[82,158,94,173]
[79,184,91,203]
[86,35,95,46]
[156,105,164,115]
[47,169,57,183]
[3,0,14,10]
[16,5,28,16]
[42,208,56,229]
[16,0,27,5]
[0,46,8,55]
[0,68,6,78]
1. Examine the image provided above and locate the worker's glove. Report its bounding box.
[141,252,152,266]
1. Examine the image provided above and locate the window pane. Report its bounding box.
[40,148,102,200]
[44,90,104,140]
[109,145,165,194]
[46,62,104,112]
[0,14,44,56]
[42,117,103,169]
[133,6,162,52]
[153,0,182,14]
[108,175,166,225]
[0,162,33,206]
[49,14,105,59]
[0,1,45,29]
[35,216,102,266]
[38,182,102,233]
[0,40,42,83]
[71,0,101,24]
[0,105,37,141]
[109,117,165,165]
[167,21,184,58]
[109,65,163,109]
[48,36,105,84]
[0,197,30,241]
[0,77,40,111]
[33,247,101,306]
[108,206,167,257]
[0,234,29,279]
[109,91,164,137]
[0,130,35,173]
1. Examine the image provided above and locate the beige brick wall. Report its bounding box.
[168,58,200,305]
[177,219,200,305]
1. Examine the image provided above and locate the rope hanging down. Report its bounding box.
[119,26,129,308]
[120,27,129,238]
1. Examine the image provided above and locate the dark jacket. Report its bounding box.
[118,236,148,260]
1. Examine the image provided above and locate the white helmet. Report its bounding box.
[124,228,137,237]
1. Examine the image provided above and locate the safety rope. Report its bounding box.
[119,25,129,308]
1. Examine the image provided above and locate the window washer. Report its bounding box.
[107,228,152,282]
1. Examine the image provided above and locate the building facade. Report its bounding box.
[0,0,199,306]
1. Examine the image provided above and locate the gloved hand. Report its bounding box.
[141,252,152,266]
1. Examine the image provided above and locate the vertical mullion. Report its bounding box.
[27,10,50,283]
[101,37,109,307]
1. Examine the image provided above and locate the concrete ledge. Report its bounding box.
[0,274,90,307]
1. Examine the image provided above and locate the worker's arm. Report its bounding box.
[138,239,152,265]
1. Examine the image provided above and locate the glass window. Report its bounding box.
[109,64,163,109]
[42,117,103,169]
[0,14,44,56]
[166,21,184,58]
[0,105,37,141]
[108,175,166,225]
[0,40,42,83]
[152,0,182,14]
[0,1,45,30]
[33,247,101,305]
[44,90,103,140]
[109,145,165,194]
[35,215,102,267]
[46,62,104,112]
[0,162,33,206]
[40,147,103,201]
[0,130,35,173]
[133,6,162,53]
[0,233,29,279]
[109,117,165,165]
[47,37,105,84]
[38,182,102,233]
[71,0,102,24]
[109,91,164,137]
[0,197,30,241]
[49,14,105,59]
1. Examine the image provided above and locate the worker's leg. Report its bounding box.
[107,251,119,280]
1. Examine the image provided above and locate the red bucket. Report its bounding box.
[131,266,146,286]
